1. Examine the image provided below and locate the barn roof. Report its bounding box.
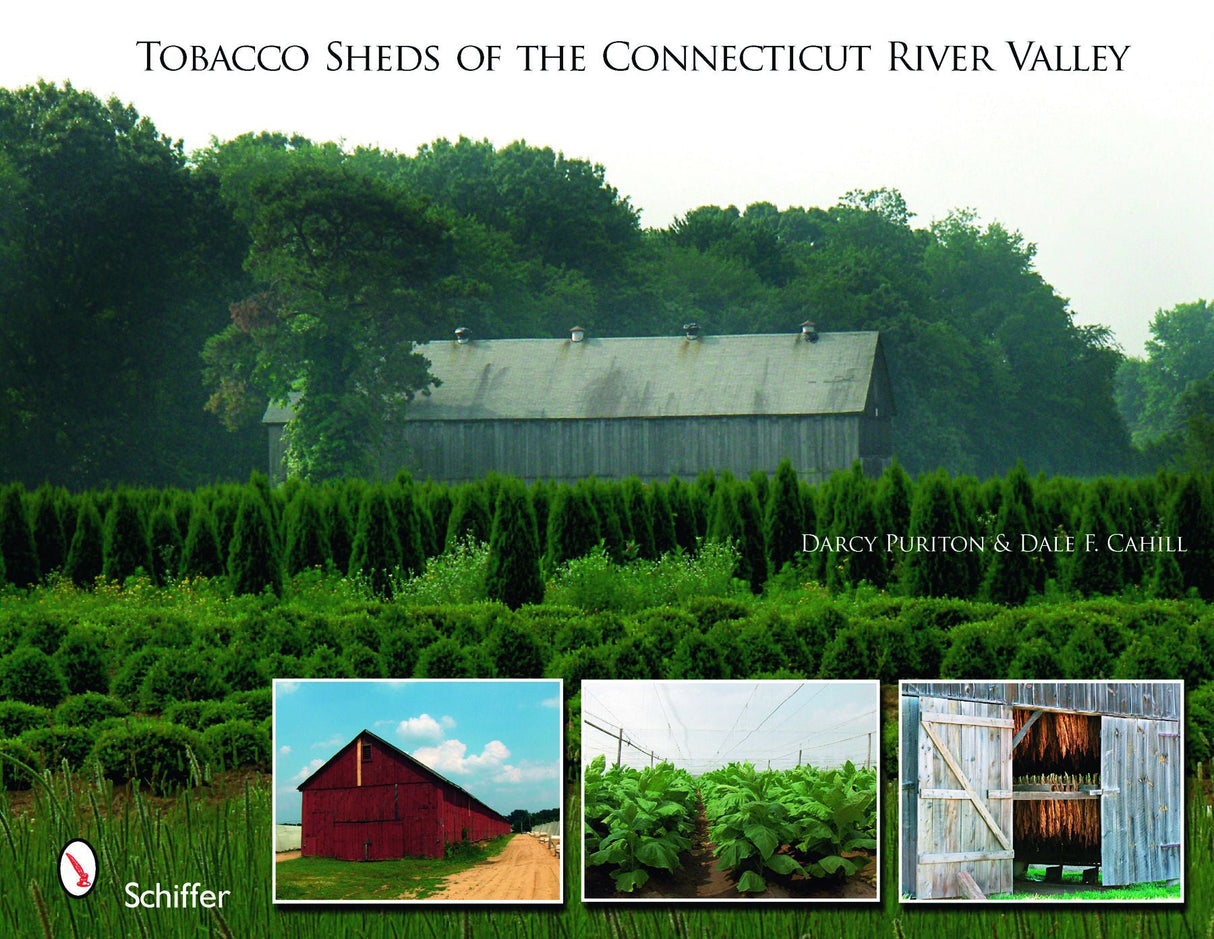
[296,729,509,821]
[901,681,1181,721]
[263,330,893,423]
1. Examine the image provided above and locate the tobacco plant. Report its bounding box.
[700,760,877,893]
[584,755,697,892]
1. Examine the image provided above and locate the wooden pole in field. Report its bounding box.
[616,727,623,767]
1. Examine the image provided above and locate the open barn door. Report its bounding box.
[914,695,1014,899]
[1100,716,1181,886]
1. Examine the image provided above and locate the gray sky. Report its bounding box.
[7,0,1211,354]
[581,681,879,772]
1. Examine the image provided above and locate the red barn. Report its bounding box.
[297,729,512,861]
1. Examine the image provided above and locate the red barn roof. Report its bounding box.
[297,728,509,823]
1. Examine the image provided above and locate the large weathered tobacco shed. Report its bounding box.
[263,326,895,483]
[297,730,512,861]
[900,681,1182,900]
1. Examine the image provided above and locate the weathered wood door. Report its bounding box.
[1100,716,1182,886]
[914,695,1014,899]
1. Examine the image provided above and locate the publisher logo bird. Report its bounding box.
[58,840,97,898]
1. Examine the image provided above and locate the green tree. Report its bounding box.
[64,498,105,588]
[0,82,254,489]
[348,487,401,598]
[0,485,39,587]
[203,164,451,480]
[485,478,544,610]
[227,487,283,597]
[545,484,601,571]
[765,460,804,576]
[180,498,225,579]
[101,490,153,583]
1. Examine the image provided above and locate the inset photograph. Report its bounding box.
[581,679,879,901]
[900,680,1182,902]
[273,678,562,904]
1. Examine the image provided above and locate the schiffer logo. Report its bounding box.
[58,839,97,898]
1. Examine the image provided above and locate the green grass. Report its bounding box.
[2,759,1213,937]
[991,881,1181,901]
[275,837,511,901]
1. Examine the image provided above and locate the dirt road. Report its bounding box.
[422,835,560,901]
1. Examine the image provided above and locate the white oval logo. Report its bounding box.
[59,839,97,898]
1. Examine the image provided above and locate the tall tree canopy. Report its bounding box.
[203,163,451,480]
[0,81,1151,483]
[1115,299,1214,470]
[0,81,254,488]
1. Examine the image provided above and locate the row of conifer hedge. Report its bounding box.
[0,464,1211,604]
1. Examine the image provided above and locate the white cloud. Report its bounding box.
[311,734,347,750]
[279,745,291,756]
[540,696,560,709]
[493,761,559,785]
[276,681,299,695]
[413,739,510,776]
[395,713,448,742]
[290,758,325,784]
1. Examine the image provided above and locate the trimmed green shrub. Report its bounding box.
[138,653,231,713]
[202,720,270,771]
[93,720,209,793]
[415,637,475,678]
[22,725,96,769]
[55,693,129,727]
[53,624,111,696]
[483,620,546,678]
[226,688,272,724]
[0,738,40,790]
[669,630,730,679]
[0,701,51,738]
[0,646,69,708]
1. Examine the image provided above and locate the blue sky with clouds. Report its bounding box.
[274,679,562,823]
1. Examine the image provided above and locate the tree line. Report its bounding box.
[1,462,1211,606]
[1,81,1206,486]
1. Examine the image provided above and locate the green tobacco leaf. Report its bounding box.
[612,868,650,892]
[737,870,767,893]
[743,822,778,860]
[810,855,857,877]
[764,853,806,877]
[635,839,680,872]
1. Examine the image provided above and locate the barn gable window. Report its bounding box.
[362,740,372,763]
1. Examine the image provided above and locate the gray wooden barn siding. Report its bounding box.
[1100,716,1182,886]
[900,682,1180,721]
[389,414,868,484]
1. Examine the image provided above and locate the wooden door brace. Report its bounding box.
[920,718,1011,850]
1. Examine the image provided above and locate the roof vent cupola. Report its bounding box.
[454,326,471,345]
[570,325,586,343]
[683,322,701,341]
[801,320,819,343]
